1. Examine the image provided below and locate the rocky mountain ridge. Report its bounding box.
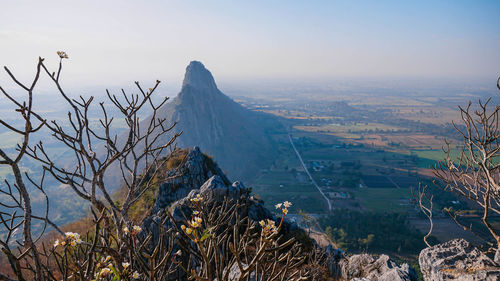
[148,61,276,180]
[140,147,500,280]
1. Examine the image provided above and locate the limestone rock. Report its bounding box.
[169,175,271,225]
[144,61,277,181]
[419,238,500,281]
[340,254,416,281]
[153,146,229,213]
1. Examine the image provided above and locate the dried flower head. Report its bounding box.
[56,51,69,59]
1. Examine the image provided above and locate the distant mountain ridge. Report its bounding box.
[151,61,275,180]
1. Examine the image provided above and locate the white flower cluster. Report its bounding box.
[259,219,278,236]
[124,225,142,236]
[275,201,292,214]
[181,216,203,235]
[53,232,82,248]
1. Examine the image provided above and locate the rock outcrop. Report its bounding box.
[143,147,276,236]
[339,253,416,281]
[419,238,500,281]
[153,146,229,213]
[142,147,419,281]
[146,61,277,181]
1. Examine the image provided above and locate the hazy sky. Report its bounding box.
[1,0,499,90]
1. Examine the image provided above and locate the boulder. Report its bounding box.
[199,175,239,201]
[419,238,500,281]
[340,254,416,281]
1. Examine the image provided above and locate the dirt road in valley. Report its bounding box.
[288,134,332,212]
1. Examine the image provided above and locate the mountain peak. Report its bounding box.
[182,61,217,90]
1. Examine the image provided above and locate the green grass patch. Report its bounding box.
[411,149,461,162]
[352,188,412,213]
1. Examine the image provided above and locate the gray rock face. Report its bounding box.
[146,61,276,181]
[182,61,218,91]
[169,174,272,225]
[145,147,273,231]
[419,239,500,281]
[340,254,416,281]
[153,147,230,212]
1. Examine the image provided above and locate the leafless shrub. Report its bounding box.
[416,92,499,253]
[0,52,179,280]
[411,184,433,247]
[172,197,327,281]
[0,54,330,280]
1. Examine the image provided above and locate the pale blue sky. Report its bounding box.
[1,0,499,89]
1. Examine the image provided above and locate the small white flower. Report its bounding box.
[190,220,200,228]
[99,267,112,277]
